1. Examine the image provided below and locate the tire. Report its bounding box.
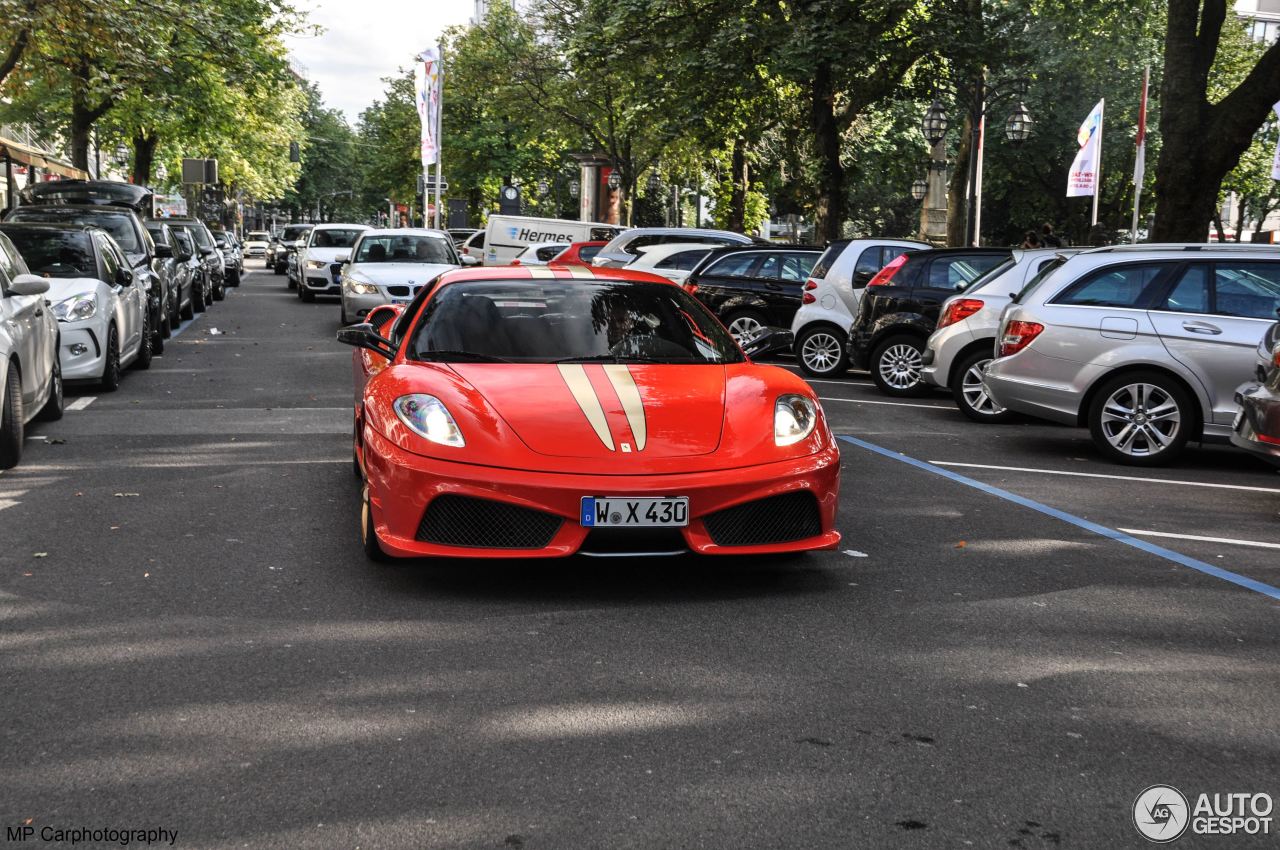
[870,334,929,397]
[274,262,285,276]
[152,312,166,356]
[212,279,225,302]
[180,289,194,321]
[134,313,153,370]
[795,325,850,378]
[361,485,391,563]
[162,305,173,338]
[36,355,63,422]
[192,281,206,314]
[100,324,122,392]
[228,269,241,287]
[0,365,23,469]
[300,287,315,303]
[1087,371,1194,466]
[724,310,768,345]
[171,296,183,329]
[950,349,1014,423]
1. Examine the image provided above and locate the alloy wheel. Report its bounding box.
[878,343,923,390]
[728,315,764,343]
[1099,382,1181,457]
[800,331,843,374]
[959,359,1005,416]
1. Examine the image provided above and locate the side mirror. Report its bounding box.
[852,271,872,289]
[154,243,173,258]
[200,247,215,257]
[336,253,350,264]
[8,274,50,297]
[116,268,134,286]
[741,327,794,359]
[460,255,479,267]
[337,323,397,359]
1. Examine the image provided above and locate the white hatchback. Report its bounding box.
[0,231,61,469]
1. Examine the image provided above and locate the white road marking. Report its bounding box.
[1118,529,1280,550]
[0,499,20,512]
[820,396,955,411]
[66,396,96,411]
[843,550,869,558]
[928,461,1280,494]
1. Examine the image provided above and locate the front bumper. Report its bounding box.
[362,427,842,559]
[59,321,107,380]
[1232,384,1280,466]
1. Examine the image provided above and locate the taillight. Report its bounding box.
[804,279,818,291]
[1260,432,1280,445]
[866,254,908,287]
[999,321,1044,357]
[937,298,984,330]
[802,293,816,304]
[1273,347,1280,368]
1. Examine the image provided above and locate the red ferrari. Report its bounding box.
[338,265,841,561]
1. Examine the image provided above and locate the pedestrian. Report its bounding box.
[1020,230,1042,249]
[1041,222,1064,248]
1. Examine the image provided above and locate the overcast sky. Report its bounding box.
[286,0,474,124]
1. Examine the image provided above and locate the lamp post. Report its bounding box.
[910,178,927,202]
[921,76,1033,246]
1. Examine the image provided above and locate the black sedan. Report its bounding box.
[683,245,822,342]
[1232,319,1280,467]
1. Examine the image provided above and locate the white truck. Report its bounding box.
[482,215,623,266]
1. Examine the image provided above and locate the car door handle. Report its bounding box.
[34,308,43,317]
[1182,321,1222,335]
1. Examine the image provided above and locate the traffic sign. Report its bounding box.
[417,174,449,193]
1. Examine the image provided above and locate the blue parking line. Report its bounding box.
[837,435,1280,603]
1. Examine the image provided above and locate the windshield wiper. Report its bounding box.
[551,354,675,364]
[417,350,512,363]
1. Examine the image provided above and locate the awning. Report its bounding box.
[0,135,90,180]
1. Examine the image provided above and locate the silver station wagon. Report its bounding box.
[983,245,1280,465]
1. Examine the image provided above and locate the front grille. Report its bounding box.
[386,285,410,297]
[416,495,562,549]
[703,491,822,547]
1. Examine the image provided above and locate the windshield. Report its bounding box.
[410,280,745,364]
[282,225,312,241]
[9,208,140,253]
[171,223,212,249]
[248,231,270,241]
[2,228,95,278]
[310,229,362,249]
[354,234,455,264]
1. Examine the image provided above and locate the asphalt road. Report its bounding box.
[2,262,1279,849]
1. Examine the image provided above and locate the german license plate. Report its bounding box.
[580,496,689,528]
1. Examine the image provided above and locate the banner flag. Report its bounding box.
[1068,100,1105,198]
[1133,73,1148,188]
[415,47,443,167]
[1270,101,1280,181]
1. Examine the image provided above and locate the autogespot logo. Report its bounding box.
[1134,785,1190,843]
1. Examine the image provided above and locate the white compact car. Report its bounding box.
[622,243,714,285]
[510,241,573,266]
[789,238,929,377]
[922,248,1078,422]
[298,223,371,302]
[339,229,464,325]
[243,230,270,258]
[0,222,150,391]
[0,231,61,469]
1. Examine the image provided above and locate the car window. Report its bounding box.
[883,246,916,266]
[1016,257,1067,301]
[98,235,119,280]
[704,253,759,278]
[958,257,1015,294]
[312,229,363,249]
[534,245,562,262]
[854,246,883,277]
[928,255,1006,290]
[578,244,602,264]
[782,253,817,281]
[656,249,709,271]
[0,235,22,280]
[756,254,782,278]
[3,229,96,278]
[1159,265,1211,314]
[624,235,666,255]
[1054,262,1170,308]
[1214,263,1280,319]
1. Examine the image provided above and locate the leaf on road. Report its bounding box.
[954,540,967,549]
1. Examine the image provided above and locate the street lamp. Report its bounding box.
[155,163,168,182]
[918,76,1034,246]
[568,179,580,199]
[647,171,661,193]
[607,170,621,191]
[537,179,549,196]
[911,178,927,202]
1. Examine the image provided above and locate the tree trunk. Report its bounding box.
[946,113,973,247]
[1212,212,1226,243]
[1152,0,1280,241]
[1234,195,1247,241]
[726,137,748,233]
[69,57,113,172]
[810,62,844,243]
[131,132,157,185]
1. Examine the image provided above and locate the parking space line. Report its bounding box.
[821,397,955,411]
[928,461,1280,494]
[838,435,1280,602]
[1118,529,1280,550]
[66,397,96,411]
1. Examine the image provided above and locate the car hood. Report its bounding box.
[346,262,457,286]
[451,363,726,459]
[304,247,351,263]
[43,277,105,301]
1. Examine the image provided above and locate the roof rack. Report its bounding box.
[1084,243,1280,253]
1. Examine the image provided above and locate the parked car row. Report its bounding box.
[0,180,238,470]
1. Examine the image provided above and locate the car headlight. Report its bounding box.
[393,394,465,447]
[52,293,97,322]
[346,279,379,295]
[306,259,327,270]
[775,394,818,446]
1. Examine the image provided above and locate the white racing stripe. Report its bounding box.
[928,461,1280,494]
[1118,529,1280,550]
[66,396,96,411]
[820,396,954,411]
